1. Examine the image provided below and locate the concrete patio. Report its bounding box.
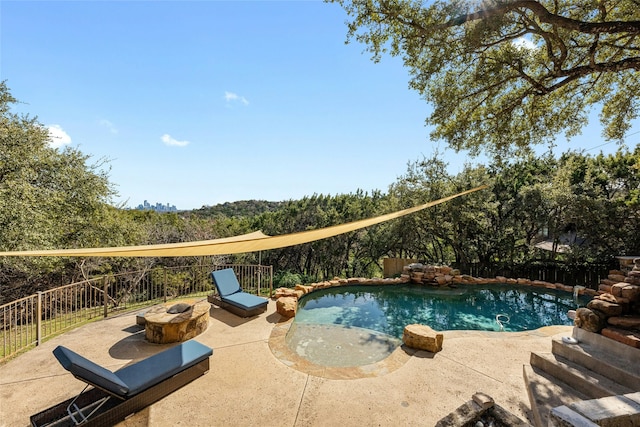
[0,300,572,426]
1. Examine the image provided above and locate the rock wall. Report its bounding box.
[574,258,640,348]
[399,263,594,294]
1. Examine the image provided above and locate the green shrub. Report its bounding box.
[274,271,308,288]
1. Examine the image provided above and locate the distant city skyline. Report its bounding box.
[136,200,178,213]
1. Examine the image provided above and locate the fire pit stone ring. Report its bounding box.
[144,298,210,344]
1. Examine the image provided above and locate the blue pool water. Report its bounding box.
[294,284,590,336]
[285,283,590,367]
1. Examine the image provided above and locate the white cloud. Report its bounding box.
[161,134,190,147]
[99,118,118,134]
[513,37,537,50]
[224,91,249,106]
[46,124,72,148]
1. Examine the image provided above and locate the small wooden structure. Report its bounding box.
[383,258,418,278]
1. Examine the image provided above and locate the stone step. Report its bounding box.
[573,325,640,359]
[523,364,588,427]
[552,334,640,391]
[530,351,634,400]
[550,392,640,427]
[602,326,640,349]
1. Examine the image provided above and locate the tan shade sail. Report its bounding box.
[0,185,486,257]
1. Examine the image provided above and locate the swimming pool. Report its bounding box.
[285,283,590,367]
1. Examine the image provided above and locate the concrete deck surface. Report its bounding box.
[0,300,572,427]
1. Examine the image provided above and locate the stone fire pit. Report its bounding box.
[144,299,210,344]
[436,393,529,426]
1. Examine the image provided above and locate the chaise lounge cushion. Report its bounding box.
[115,340,212,396]
[211,268,243,297]
[53,346,130,397]
[53,340,213,398]
[221,291,268,311]
[210,268,268,317]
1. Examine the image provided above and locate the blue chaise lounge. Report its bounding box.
[30,340,213,427]
[208,268,268,317]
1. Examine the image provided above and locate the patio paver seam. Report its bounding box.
[293,373,311,427]
[437,352,506,384]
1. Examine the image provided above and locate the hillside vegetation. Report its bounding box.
[188,200,285,219]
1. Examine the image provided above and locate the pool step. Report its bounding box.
[524,328,640,427]
[549,392,640,427]
[551,330,640,391]
[523,364,587,427]
[529,351,633,399]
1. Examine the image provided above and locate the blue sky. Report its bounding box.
[2,1,637,210]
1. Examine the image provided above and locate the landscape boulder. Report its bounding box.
[403,324,443,353]
[574,307,607,333]
[276,296,297,318]
[587,298,624,317]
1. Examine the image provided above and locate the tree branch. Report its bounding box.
[444,1,640,35]
[549,56,640,92]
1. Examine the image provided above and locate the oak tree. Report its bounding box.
[0,82,122,301]
[330,0,640,156]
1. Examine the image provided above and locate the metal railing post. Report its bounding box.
[36,291,42,346]
[103,277,109,318]
[269,265,273,296]
[257,265,262,296]
[163,269,167,303]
